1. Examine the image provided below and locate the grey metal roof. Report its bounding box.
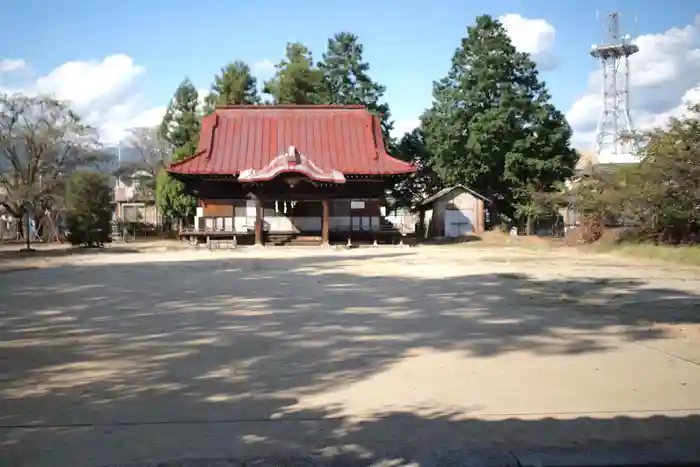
[418,185,489,207]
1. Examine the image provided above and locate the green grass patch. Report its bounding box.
[606,243,700,266]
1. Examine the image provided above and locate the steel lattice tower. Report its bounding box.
[590,12,640,163]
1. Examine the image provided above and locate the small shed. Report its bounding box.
[416,185,488,238]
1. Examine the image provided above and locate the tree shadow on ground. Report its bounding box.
[0,245,143,260]
[1,252,699,466]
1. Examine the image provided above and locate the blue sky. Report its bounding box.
[1,0,699,146]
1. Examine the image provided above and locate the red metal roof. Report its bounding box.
[168,105,415,177]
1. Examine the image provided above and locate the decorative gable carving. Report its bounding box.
[238,145,346,184]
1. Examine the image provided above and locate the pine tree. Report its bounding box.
[155,78,200,226]
[160,77,201,160]
[319,32,395,151]
[422,15,577,226]
[263,43,326,104]
[204,61,259,113]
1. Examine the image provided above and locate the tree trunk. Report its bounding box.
[24,211,32,251]
[486,198,500,230]
[526,216,533,236]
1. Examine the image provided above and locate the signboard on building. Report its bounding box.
[350,201,365,210]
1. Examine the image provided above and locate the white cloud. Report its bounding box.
[567,15,700,150]
[196,87,209,111]
[391,118,420,140]
[0,58,27,74]
[98,99,167,144]
[33,55,144,109]
[252,59,276,81]
[0,54,165,144]
[499,14,558,70]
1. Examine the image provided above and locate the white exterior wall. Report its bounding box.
[195,215,391,233]
[426,189,483,237]
[193,199,419,234]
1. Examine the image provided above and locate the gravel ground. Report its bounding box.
[1,244,699,467]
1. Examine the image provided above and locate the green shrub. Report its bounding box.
[65,172,112,247]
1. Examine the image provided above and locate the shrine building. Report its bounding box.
[167,105,416,246]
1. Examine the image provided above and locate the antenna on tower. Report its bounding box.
[590,11,640,164]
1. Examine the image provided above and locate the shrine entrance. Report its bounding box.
[262,200,325,246]
[289,201,322,234]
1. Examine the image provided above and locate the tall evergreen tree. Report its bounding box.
[160,77,201,159]
[155,78,201,225]
[263,43,326,104]
[422,15,576,225]
[319,32,395,151]
[204,61,259,113]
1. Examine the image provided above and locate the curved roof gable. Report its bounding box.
[168,105,415,177]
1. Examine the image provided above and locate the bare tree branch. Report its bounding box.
[0,93,102,217]
[122,127,172,178]
[118,126,173,200]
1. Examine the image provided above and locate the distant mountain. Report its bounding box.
[0,141,119,174]
[1,143,158,195]
[101,144,142,165]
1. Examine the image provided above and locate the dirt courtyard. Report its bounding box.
[1,244,700,466]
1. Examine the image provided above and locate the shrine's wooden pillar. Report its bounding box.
[322,199,330,246]
[347,200,353,246]
[254,198,263,245]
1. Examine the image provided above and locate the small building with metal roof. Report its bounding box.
[416,185,488,239]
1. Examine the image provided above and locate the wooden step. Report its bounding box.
[268,234,323,246]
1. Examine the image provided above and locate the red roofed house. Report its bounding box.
[167,105,416,246]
